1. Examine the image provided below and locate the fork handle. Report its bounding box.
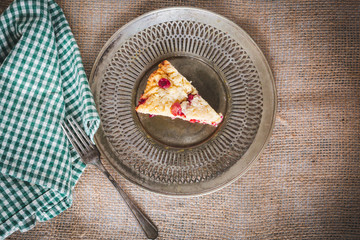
[94,161,158,239]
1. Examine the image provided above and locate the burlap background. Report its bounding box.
[1,0,359,239]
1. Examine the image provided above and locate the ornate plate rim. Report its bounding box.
[89,7,277,197]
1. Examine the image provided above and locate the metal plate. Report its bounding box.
[89,7,276,196]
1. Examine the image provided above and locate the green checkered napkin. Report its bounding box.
[0,0,100,238]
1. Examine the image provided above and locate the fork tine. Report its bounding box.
[67,118,91,151]
[68,117,94,147]
[61,121,86,155]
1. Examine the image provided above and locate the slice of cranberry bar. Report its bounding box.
[135,60,223,126]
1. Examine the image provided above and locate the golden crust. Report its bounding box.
[141,61,171,99]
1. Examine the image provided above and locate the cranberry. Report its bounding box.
[190,119,200,123]
[170,102,185,117]
[187,94,195,103]
[138,98,147,105]
[149,114,155,118]
[158,78,171,88]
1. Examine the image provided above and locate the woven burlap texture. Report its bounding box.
[1,0,359,239]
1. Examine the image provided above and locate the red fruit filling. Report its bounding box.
[170,102,185,117]
[149,114,155,118]
[190,119,200,123]
[158,78,171,88]
[187,94,195,103]
[138,97,147,105]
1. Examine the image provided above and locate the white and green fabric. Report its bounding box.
[0,0,100,239]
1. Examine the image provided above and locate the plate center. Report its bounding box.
[134,56,228,148]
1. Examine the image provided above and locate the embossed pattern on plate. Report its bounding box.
[90,7,276,196]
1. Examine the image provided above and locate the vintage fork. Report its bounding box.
[61,117,158,239]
